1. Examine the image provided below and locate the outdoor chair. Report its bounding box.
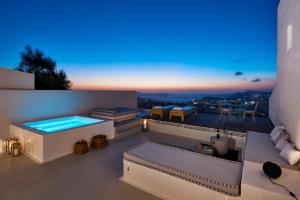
[218,103,232,121]
[243,102,259,123]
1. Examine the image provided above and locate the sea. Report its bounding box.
[138,93,226,103]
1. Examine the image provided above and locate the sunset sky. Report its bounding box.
[0,0,279,92]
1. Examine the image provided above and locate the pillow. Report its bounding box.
[275,139,290,151]
[270,125,284,138]
[279,145,300,165]
[275,132,289,144]
[153,106,162,109]
[271,128,285,143]
[173,107,183,111]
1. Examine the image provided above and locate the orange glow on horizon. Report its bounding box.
[72,81,274,92]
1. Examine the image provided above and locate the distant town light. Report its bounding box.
[142,118,149,132]
[287,24,293,51]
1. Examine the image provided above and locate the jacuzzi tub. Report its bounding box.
[10,116,114,163]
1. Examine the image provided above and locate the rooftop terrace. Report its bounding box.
[1,131,221,200]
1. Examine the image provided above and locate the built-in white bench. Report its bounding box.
[122,142,242,200]
[241,131,300,200]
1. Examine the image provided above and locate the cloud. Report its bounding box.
[232,58,247,64]
[251,78,261,83]
[235,71,243,76]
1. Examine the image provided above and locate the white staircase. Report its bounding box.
[0,134,8,153]
[114,119,142,139]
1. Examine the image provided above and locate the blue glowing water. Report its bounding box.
[24,116,103,133]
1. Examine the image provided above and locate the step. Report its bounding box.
[0,134,9,153]
[114,119,142,132]
[115,126,142,140]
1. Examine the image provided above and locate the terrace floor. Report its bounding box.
[152,112,274,133]
[1,131,214,200]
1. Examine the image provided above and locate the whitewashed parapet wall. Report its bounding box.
[149,120,246,150]
[269,0,300,149]
[0,90,137,135]
[0,67,34,90]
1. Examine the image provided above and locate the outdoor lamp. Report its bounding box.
[11,142,22,157]
[142,118,149,132]
[5,137,18,155]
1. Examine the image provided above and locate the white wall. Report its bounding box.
[269,0,300,149]
[0,67,34,89]
[0,90,137,135]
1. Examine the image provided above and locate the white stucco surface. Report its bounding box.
[0,67,34,90]
[269,0,300,149]
[0,90,137,136]
[10,119,114,163]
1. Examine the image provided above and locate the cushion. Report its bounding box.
[124,142,242,196]
[271,128,285,143]
[173,107,183,111]
[270,125,284,138]
[153,106,162,109]
[182,106,196,111]
[274,131,289,144]
[280,145,300,165]
[275,139,290,151]
[244,131,299,170]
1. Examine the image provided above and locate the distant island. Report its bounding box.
[138,90,272,117]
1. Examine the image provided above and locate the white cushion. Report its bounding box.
[153,106,162,109]
[275,132,289,144]
[173,107,183,111]
[270,125,284,138]
[271,128,285,142]
[275,139,290,151]
[280,145,300,165]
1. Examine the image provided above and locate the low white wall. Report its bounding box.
[149,120,246,150]
[0,90,137,136]
[269,0,300,149]
[0,67,34,90]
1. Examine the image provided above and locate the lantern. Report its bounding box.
[5,137,18,155]
[142,118,149,132]
[11,142,22,157]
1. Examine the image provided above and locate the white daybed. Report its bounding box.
[122,142,242,200]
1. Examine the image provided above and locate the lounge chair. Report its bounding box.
[169,106,197,121]
[150,105,175,119]
[122,142,242,199]
[90,107,139,122]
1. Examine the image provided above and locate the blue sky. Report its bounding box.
[0,0,279,92]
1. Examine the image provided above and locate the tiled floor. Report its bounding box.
[0,133,160,200]
[1,131,220,200]
[0,115,272,200]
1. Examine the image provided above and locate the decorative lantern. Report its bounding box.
[11,142,22,157]
[142,118,149,132]
[5,137,18,155]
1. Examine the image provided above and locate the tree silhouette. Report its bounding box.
[16,45,72,90]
